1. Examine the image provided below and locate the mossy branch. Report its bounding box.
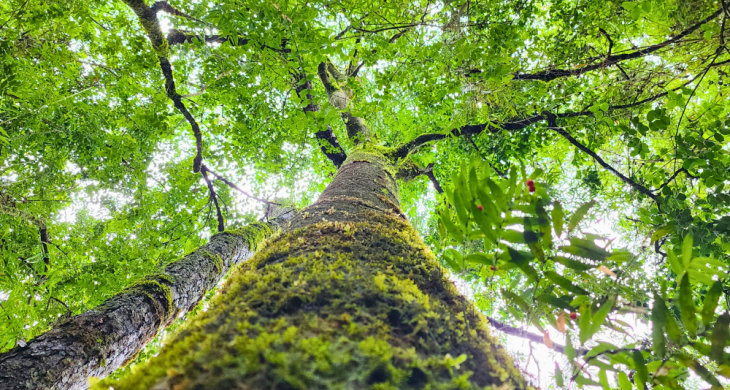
[293,71,347,168]
[316,61,371,144]
[0,219,279,389]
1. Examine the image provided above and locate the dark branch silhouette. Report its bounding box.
[467,8,724,82]
[204,167,280,206]
[123,0,204,173]
[200,165,225,232]
[294,73,348,168]
[543,112,657,201]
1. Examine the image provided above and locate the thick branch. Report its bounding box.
[316,61,371,143]
[507,8,723,82]
[391,78,702,159]
[395,160,433,181]
[391,109,658,201]
[123,0,204,172]
[294,74,348,168]
[425,167,444,194]
[0,222,283,390]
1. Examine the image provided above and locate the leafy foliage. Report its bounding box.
[0,0,729,387]
[436,159,730,389]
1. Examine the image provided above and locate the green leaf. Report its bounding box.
[536,201,552,248]
[552,201,564,238]
[702,281,723,326]
[464,253,492,266]
[652,292,667,357]
[485,177,507,211]
[568,200,596,233]
[503,289,530,313]
[678,273,697,337]
[565,331,576,360]
[470,203,497,244]
[502,230,526,244]
[537,293,574,311]
[632,350,648,390]
[551,256,594,271]
[555,363,564,388]
[443,249,463,272]
[710,312,730,364]
[439,210,463,242]
[651,225,673,243]
[682,234,693,269]
[452,186,470,228]
[618,372,633,390]
[476,185,500,226]
[656,295,683,344]
[506,247,538,281]
[667,248,683,275]
[468,163,479,201]
[589,297,614,337]
[598,369,609,390]
[677,354,723,388]
[544,271,589,296]
[560,238,610,261]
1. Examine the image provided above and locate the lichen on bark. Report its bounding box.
[96,150,529,390]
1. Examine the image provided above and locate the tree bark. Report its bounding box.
[0,214,292,390]
[96,149,528,390]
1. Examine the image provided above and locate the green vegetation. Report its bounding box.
[1,0,729,388]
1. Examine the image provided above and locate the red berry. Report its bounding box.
[476,205,484,211]
[490,266,496,271]
[526,180,536,193]
[570,312,577,320]
[94,78,98,82]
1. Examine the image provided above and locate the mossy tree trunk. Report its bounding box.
[98,150,529,390]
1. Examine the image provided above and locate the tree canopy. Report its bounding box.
[1,0,729,388]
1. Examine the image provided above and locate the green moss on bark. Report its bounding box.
[222,222,275,251]
[96,212,529,390]
[123,273,174,318]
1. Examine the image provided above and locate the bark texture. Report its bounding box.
[0,220,285,390]
[96,149,529,390]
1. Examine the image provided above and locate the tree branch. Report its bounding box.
[203,166,280,206]
[425,164,444,194]
[467,135,507,178]
[0,193,49,267]
[486,316,587,356]
[200,165,224,232]
[122,0,204,172]
[507,8,723,82]
[655,167,697,192]
[294,73,348,168]
[316,61,371,143]
[391,76,706,160]
[150,1,205,24]
[544,112,657,201]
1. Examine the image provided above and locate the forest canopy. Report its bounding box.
[1,0,729,389]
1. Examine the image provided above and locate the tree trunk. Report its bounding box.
[0,215,292,390]
[97,150,528,390]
